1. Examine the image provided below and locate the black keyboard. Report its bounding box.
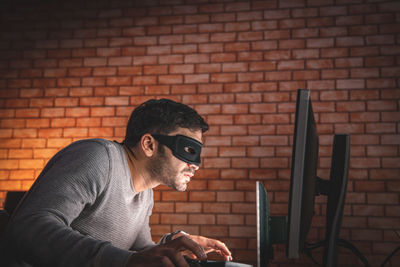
[186,258,254,267]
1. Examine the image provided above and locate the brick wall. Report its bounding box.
[1,0,399,266]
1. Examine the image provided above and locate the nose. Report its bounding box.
[188,163,199,171]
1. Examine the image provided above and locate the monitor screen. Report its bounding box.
[256,89,350,267]
[286,89,319,259]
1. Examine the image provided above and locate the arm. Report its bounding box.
[6,140,132,267]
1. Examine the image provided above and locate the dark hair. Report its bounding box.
[124,99,209,146]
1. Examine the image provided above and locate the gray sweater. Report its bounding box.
[5,139,157,267]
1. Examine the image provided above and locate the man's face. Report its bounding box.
[147,128,202,192]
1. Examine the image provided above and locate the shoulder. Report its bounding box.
[64,138,120,158]
[47,139,123,174]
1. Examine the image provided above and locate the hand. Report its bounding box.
[176,234,233,262]
[126,236,207,267]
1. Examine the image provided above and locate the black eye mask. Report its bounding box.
[152,134,202,166]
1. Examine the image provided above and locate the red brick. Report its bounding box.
[381,135,400,145]
[90,107,115,117]
[147,45,171,56]
[79,97,104,106]
[382,157,400,168]
[19,159,44,169]
[264,30,291,42]
[9,170,35,180]
[337,79,365,89]
[293,70,319,80]
[217,214,245,226]
[220,104,247,114]
[69,68,92,77]
[320,91,348,101]
[367,100,397,111]
[351,46,380,57]
[40,108,65,118]
[382,67,400,77]
[261,136,288,146]
[160,35,183,45]
[232,158,259,168]
[159,55,183,64]
[57,78,80,87]
[175,203,202,213]
[20,138,45,148]
[88,127,114,137]
[232,136,259,146]
[25,118,50,128]
[260,157,288,168]
[117,67,142,76]
[161,214,187,225]
[277,60,304,70]
[366,123,396,134]
[203,158,230,168]
[158,75,183,85]
[279,39,305,50]
[248,125,275,135]
[109,57,132,66]
[351,68,380,78]
[55,98,80,107]
[106,77,131,86]
[216,191,245,203]
[8,149,32,159]
[231,203,255,215]
[121,47,146,56]
[223,83,250,93]
[62,127,88,137]
[188,214,215,225]
[76,118,101,127]
[369,217,400,230]
[236,93,262,103]
[67,88,91,97]
[295,28,320,39]
[234,114,260,125]
[82,57,106,67]
[321,48,349,58]
[307,59,334,69]
[279,81,306,91]
[0,180,22,191]
[248,103,276,114]
[184,74,209,84]
[15,108,40,118]
[182,95,208,104]
[132,76,157,85]
[367,79,397,89]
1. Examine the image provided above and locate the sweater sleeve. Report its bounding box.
[6,140,132,267]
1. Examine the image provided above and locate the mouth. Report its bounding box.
[183,173,193,181]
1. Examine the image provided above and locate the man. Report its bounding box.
[3,99,232,267]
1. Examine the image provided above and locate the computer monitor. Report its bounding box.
[257,89,350,267]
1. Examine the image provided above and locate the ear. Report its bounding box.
[140,133,157,158]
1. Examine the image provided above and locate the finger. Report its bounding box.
[159,255,175,267]
[168,236,207,261]
[162,248,190,267]
[207,239,232,258]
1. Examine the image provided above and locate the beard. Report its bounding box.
[147,145,193,192]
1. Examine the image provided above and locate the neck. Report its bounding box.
[123,144,159,192]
